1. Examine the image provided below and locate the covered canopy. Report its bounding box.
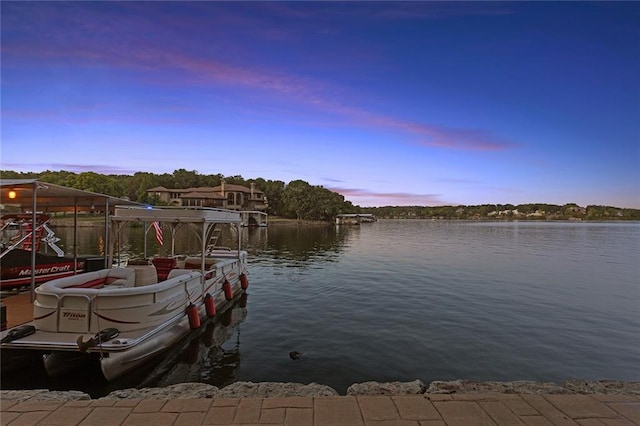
[1,179,141,212]
[0,179,142,299]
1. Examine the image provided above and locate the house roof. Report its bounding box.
[186,187,218,193]
[213,184,263,194]
[148,184,263,195]
[181,191,225,199]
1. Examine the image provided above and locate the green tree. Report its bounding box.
[124,172,157,202]
[72,172,115,195]
[37,170,77,187]
[172,169,201,189]
[0,170,39,180]
[224,175,247,186]
[201,174,223,188]
[255,179,285,216]
[282,180,313,220]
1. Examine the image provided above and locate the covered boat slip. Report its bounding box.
[0,179,142,297]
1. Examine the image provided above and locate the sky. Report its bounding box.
[1,2,639,208]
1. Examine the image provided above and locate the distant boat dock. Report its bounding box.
[335,214,376,225]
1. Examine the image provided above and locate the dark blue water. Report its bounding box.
[3,220,639,396]
[238,221,639,393]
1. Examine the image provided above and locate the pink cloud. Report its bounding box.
[416,126,517,151]
[345,112,518,151]
[5,37,517,151]
[2,4,518,153]
[328,187,447,206]
[372,3,513,20]
[262,3,512,22]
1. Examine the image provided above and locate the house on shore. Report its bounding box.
[147,180,267,226]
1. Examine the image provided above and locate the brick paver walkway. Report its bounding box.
[2,393,639,425]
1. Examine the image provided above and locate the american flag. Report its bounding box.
[152,221,163,245]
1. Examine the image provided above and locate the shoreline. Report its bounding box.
[47,215,640,228]
[1,379,639,402]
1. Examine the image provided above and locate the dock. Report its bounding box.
[1,292,33,329]
[335,214,376,225]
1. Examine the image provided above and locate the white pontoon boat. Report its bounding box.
[0,206,250,381]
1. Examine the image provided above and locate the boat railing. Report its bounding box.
[206,246,233,254]
[0,218,51,260]
[0,221,16,233]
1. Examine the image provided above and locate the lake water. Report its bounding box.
[2,220,639,396]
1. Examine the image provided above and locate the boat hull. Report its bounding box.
[0,249,104,290]
[99,289,243,381]
[1,270,247,381]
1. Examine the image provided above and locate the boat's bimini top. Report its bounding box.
[111,206,242,224]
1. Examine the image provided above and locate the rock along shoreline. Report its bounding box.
[1,379,639,402]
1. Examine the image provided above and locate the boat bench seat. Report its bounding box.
[151,257,177,281]
[126,264,158,287]
[183,257,218,279]
[38,268,135,292]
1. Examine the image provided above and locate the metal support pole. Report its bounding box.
[171,224,177,257]
[30,183,38,302]
[201,222,208,288]
[143,222,148,259]
[103,198,109,268]
[237,223,242,275]
[73,198,78,273]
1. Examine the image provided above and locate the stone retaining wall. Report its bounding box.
[1,380,638,402]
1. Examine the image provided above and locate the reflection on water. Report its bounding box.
[246,224,351,264]
[52,222,351,264]
[53,222,247,260]
[3,220,639,396]
[136,294,248,390]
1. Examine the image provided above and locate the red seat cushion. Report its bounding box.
[152,257,177,281]
[68,278,106,289]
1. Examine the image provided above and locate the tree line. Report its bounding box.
[0,169,358,220]
[360,203,640,220]
[2,169,638,221]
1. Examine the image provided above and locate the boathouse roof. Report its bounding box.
[181,191,225,200]
[1,179,141,212]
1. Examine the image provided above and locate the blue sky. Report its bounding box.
[1,2,639,208]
